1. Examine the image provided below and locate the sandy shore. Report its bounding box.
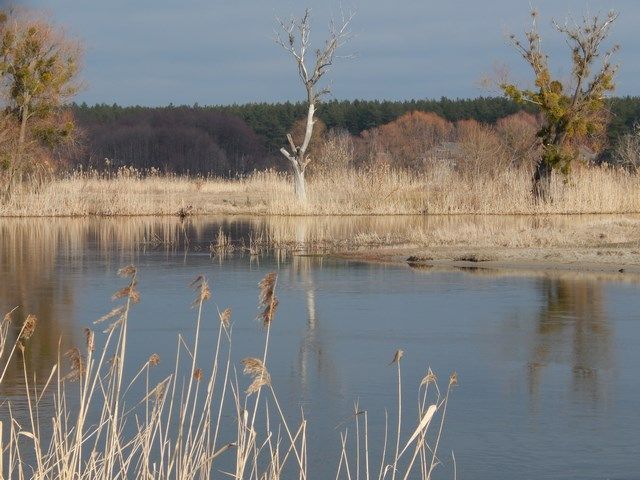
[334,244,640,277]
[311,214,640,276]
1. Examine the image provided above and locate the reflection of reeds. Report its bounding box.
[0,268,456,479]
[4,214,640,266]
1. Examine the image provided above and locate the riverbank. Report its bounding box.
[337,245,640,276]
[2,212,639,275]
[2,165,640,216]
[331,214,640,275]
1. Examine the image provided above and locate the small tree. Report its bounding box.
[275,8,353,202]
[0,8,82,182]
[501,10,619,199]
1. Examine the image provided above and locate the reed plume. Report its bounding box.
[242,357,271,394]
[117,265,137,278]
[148,353,160,366]
[84,328,95,352]
[112,265,140,303]
[2,310,13,326]
[94,306,126,325]
[420,368,437,387]
[389,349,404,366]
[20,314,37,341]
[219,307,232,329]
[112,281,140,303]
[257,272,278,327]
[190,275,212,306]
[64,347,85,381]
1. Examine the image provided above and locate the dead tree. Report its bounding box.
[275,8,353,202]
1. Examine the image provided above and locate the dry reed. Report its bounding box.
[0,268,456,479]
[1,164,640,216]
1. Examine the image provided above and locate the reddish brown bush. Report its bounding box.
[452,119,506,177]
[495,111,541,170]
[361,111,452,169]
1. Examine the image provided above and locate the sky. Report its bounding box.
[14,0,640,106]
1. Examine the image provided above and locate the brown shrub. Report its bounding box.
[451,119,507,177]
[361,111,452,169]
[312,128,354,175]
[290,116,327,161]
[613,123,640,171]
[495,111,541,170]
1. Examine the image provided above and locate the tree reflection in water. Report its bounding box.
[0,217,186,394]
[288,255,341,404]
[0,220,77,394]
[528,277,612,405]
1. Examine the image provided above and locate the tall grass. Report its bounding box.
[1,164,640,216]
[0,268,455,479]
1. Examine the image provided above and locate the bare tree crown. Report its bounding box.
[275,8,354,103]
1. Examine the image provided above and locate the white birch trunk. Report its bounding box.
[292,162,307,202]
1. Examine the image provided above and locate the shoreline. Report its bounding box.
[3,211,640,276]
[333,245,640,277]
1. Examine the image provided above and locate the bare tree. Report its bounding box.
[275,8,354,202]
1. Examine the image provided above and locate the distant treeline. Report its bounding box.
[72,96,640,174]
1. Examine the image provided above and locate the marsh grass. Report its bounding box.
[1,164,640,216]
[0,268,455,479]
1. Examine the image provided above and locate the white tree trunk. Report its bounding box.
[279,102,314,204]
[300,103,315,154]
[292,162,307,202]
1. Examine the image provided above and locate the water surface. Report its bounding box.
[0,216,638,479]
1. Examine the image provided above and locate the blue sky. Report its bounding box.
[20,0,640,105]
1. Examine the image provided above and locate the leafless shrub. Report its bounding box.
[495,111,541,171]
[313,128,354,175]
[613,123,640,172]
[362,111,453,170]
[452,119,508,178]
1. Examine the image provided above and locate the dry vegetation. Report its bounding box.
[1,162,640,217]
[2,108,640,217]
[0,269,456,479]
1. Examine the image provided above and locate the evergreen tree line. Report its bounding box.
[72,96,640,175]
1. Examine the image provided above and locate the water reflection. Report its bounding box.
[528,277,612,404]
[0,221,77,393]
[0,215,637,479]
[0,218,187,392]
[288,255,342,403]
[0,215,633,405]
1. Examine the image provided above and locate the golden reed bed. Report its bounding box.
[1,165,640,217]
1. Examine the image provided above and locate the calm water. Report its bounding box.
[1,216,639,479]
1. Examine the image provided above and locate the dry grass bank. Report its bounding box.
[1,164,640,217]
